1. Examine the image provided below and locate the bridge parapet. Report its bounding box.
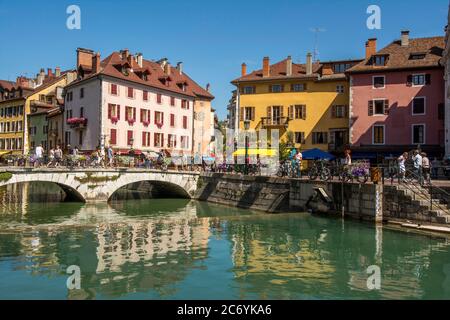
[0,168,200,202]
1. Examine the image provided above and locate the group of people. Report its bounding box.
[397,150,431,184]
[34,144,64,167]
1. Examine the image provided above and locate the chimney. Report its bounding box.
[206,83,210,92]
[286,56,292,76]
[76,48,94,69]
[37,68,45,86]
[365,38,377,60]
[177,62,183,74]
[127,54,134,68]
[136,53,143,68]
[92,53,101,73]
[55,67,61,77]
[263,57,270,77]
[164,62,171,76]
[401,30,410,47]
[120,49,129,60]
[241,63,247,76]
[306,53,313,75]
[47,68,53,78]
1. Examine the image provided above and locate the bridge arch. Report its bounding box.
[0,178,85,202]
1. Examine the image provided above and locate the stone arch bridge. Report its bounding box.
[0,168,200,202]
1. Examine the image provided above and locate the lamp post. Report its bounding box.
[244,120,250,175]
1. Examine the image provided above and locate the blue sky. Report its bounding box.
[0,0,448,119]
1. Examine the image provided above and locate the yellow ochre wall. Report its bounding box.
[24,76,71,153]
[238,79,349,152]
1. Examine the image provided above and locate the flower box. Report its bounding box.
[143,120,150,127]
[66,117,87,125]
[127,119,136,126]
[111,116,119,124]
[156,122,163,129]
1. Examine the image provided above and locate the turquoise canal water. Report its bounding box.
[1,183,450,299]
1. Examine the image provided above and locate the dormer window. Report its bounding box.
[372,55,388,66]
[409,53,426,60]
[333,63,352,73]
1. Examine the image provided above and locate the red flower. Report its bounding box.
[143,120,150,127]
[111,116,119,124]
[127,119,136,126]
[66,117,87,125]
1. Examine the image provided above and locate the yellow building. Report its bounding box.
[231,55,362,154]
[0,69,75,156]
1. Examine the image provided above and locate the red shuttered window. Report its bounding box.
[170,97,175,106]
[170,114,175,127]
[110,129,117,145]
[111,84,118,95]
[143,90,148,101]
[157,94,162,104]
[183,116,188,129]
[127,87,134,98]
[127,130,133,146]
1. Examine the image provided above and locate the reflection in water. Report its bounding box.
[0,183,450,299]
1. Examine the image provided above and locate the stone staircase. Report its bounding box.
[384,183,450,225]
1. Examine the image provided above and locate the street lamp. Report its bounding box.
[244,120,251,175]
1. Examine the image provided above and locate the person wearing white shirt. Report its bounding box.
[412,150,423,185]
[35,144,44,167]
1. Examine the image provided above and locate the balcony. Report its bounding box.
[260,117,289,129]
[66,118,87,130]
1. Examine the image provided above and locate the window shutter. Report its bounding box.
[154,112,157,125]
[161,112,164,125]
[117,105,120,120]
[384,100,389,115]
[302,105,306,120]
[110,129,116,145]
[142,132,146,146]
[125,107,129,121]
[425,74,431,85]
[251,107,255,121]
[280,106,284,118]
[324,133,328,144]
[240,108,244,121]
[331,106,336,118]
[345,105,349,118]
[127,130,133,145]
[267,106,271,120]
[289,106,294,120]
[108,104,112,119]
[303,83,308,91]
[407,75,413,87]
[312,133,316,144]
[140,109,143,122]
[368,101,374,116]
[133,108,136,120]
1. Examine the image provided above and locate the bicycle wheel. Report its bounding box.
[309,168,318,180]
[320,168,332,181]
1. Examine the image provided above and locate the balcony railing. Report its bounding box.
[260,117,289,128]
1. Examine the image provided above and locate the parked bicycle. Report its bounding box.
[308,160,332,181]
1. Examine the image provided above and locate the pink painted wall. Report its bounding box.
[350,69,445,147]
[102,79,194,154]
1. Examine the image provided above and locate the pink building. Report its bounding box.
[64,48,213,155]
[347,31,445,160]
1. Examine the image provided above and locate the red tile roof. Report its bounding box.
[347,36,444,73]
[231,58,362,83]
[69,51,214,100]
[0,80,15,90]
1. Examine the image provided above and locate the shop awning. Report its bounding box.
[232,148,278,157]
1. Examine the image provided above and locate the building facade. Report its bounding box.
[231,55,362,153]
[347,31,445,159]
[64,48,213,155]
[443,7,450,158]
[0,69,75,156]
[193,95,215,159]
